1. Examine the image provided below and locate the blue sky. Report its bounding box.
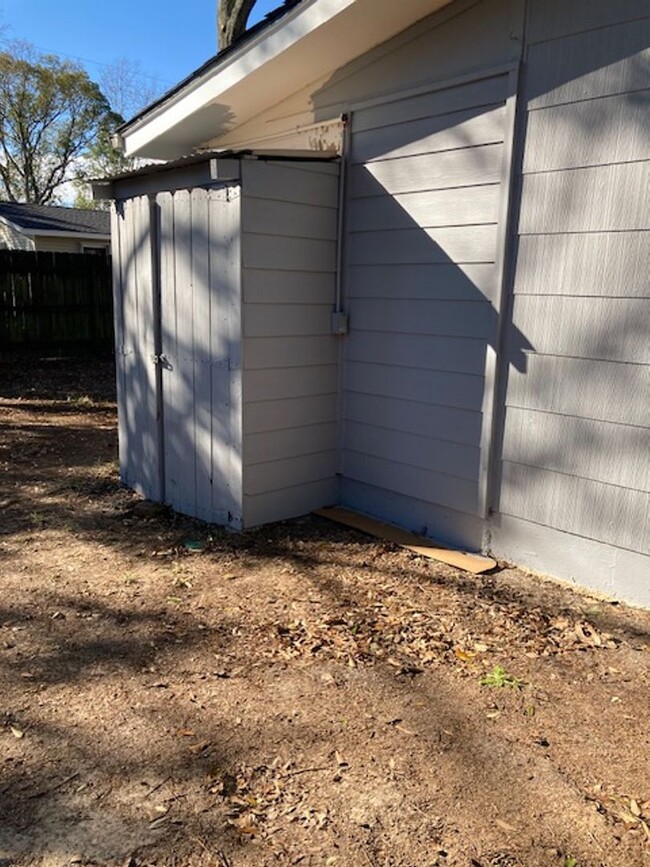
[0,0,283,99]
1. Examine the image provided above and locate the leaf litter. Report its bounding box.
[0,357,648,867]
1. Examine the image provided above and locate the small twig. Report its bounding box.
[286,766,331,777]
[144,775,172,798]
[191,836,233,866]
[28,771,80,799]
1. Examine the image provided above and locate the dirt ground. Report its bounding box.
[1,356,649,867]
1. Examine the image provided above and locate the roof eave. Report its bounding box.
[118,0,451,161]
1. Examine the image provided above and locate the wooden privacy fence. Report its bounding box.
[0,250,113,352]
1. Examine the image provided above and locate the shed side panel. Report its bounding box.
[241,159,340,527]
[492,0,650,605]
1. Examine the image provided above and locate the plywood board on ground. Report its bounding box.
[314,506,496,574]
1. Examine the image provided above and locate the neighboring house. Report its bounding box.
[0,202,110,254]
[95,0,649,607]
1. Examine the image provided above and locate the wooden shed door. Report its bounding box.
[155,186,241,525]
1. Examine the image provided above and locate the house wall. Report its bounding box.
[31,235,110,253]
[33,236,82,253]
[307,0,520,549]
[240,159,340,527]
[490,0,650,604]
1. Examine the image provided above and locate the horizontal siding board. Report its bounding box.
[243,269,335,304]
[348,262,498,301]
[500,461,649,553]
[244,394,339,434]
[490,514,650,608]
[505,354,650,428]
[524,90,650,173]
[343,450,479,516]
[345,331,488,376]
[349,225,498,265]
[350,143,503,196]
[511,296,650,363]
[244,335,338,369]
[527,0,650,46]
[345,420,480,481]
[244,304,331,337]
[351,104,505,164]
[242,160,339,207]
[245,365,338,403]
[525,19,650,109]
[513,232,650,297]
[243,478,338,528]
[352,75,508,134]
[519,163,649,234]
[245,422,338,465]
[242,233,336,271]
[244,451,338,496]
[503,407,650,491]
[318,0,515,109]
[341,478,485,552]
[350,298,493,339]
[242,196,338,240]
[349,185,499,231]
[343,392,482,448]
[345,361,484,412]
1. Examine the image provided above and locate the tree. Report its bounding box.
[98,56,162,121]
[73,59,164,209]
[218,0,258,50]
[0,42,112,204]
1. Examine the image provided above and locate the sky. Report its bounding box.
[0,0,283,103]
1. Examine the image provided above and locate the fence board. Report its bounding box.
[0,250,113,351]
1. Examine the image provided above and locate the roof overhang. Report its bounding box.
[119,0,453,160]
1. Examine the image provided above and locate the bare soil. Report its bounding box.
[1,357,649,867]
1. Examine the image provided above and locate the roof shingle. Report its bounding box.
[0,202,110,236]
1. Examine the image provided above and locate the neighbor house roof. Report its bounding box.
[117,0,453,160]
[0,202,110,237]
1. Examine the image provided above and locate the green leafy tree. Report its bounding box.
[0,42,112,204]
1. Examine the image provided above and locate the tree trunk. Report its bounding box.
[218,0,257,50]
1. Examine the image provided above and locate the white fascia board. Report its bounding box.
[123,0,355,157]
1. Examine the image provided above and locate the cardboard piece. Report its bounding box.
[314,506,497,575]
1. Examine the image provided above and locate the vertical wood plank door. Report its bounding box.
[113,195,162,501]
[157,186,242,526]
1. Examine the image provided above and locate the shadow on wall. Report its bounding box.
[304,5,649,553]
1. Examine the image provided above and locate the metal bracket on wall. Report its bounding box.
[331,311,349,335]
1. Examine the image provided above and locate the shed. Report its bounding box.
[100,0,649,607]
[102,153,340,530]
